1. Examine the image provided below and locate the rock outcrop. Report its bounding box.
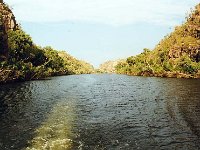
[0,0,18,60]
[99,60,123,73]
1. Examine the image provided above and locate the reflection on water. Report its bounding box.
[0,74,200,150]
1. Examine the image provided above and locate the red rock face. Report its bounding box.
[0,21,8,60]
[0,1,17,61]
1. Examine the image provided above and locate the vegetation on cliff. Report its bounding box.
[116,4,200,78]
[0,2,94,83]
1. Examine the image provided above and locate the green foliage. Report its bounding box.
[42,46,66,75]
[115,4,200,78]
[175,55,199,74]
[58,51,94,74]
[7,30,46,65]
[0,3,92,83]
[1,28,94,83]
[115,60,129,74]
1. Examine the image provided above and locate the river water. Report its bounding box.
[0,74,200,150]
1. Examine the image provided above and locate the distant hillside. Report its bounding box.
[0,1,94,83]
[58,51,94,74]
[99,60,123,73]
[116,3,200,78]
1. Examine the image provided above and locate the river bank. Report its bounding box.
[122,70,200,79]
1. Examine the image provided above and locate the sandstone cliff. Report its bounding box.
[99,60,124,73]
[0,0,18,60]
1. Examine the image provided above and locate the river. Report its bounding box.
[0,74,200,150]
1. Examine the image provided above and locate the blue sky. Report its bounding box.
[5,0,199,67]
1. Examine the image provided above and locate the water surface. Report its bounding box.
[0,74,200,149]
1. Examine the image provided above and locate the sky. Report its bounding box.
[5,0,199,68]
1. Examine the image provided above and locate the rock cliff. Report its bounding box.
[0,0,18,60]
[99,60,123,73]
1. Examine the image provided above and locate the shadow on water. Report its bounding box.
[140,78,200,150]
[164,79,200,138]
[0,76,77,150]
[0,82,37,150]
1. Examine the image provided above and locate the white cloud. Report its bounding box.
[5,0,199,26]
